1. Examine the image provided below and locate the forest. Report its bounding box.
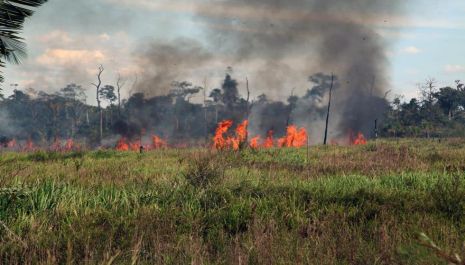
[0,72,464,148]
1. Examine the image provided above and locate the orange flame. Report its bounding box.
[278,126,308,148]
[64,139,75,151]
[263,130,274,148]
[116,138,130,151]
[152,135,167,149]
[236,120,249,143]
[213,120,234,150]
[353,132,367,145]
[130,140,141,152]
[250,136,261,149]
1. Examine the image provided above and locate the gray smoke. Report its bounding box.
[134,38,213,97]
[135,0,404,138]
[196,0,403,137]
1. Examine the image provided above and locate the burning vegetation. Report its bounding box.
[213,120,309,150]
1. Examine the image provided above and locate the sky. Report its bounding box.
[3,0,465,104]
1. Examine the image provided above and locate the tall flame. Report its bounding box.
[250,136,261,149]
[152,135,167,149]
[64,139,75,151]
[116,138,130,151]
[213,121,308,150]
[263,130,274,148]
[353,132,367,145]
[278,126,308,148]
[213,120,234,150]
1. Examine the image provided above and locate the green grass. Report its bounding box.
[1,139,465,264]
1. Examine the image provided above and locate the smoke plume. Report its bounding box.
[135,0,404,138]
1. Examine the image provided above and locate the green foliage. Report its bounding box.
[0,140,465,264]
[183,153,224,188]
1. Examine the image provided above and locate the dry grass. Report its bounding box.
[0,139,464,264]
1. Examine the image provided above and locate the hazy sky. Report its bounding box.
[3,0,465,103]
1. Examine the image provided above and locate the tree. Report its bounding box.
[221,74,239,108]
[116,74,126,116]
[170,81,201,102]
[434,87,461,120]
[58,84,87,137]
[91,65,104,142]
[100,85,117,129]
[99,85,117,106]
[0,86,3,99]
[0,0,48,83]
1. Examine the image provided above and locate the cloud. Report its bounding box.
[37,49,106,66]
[7,30,137,102]
[401,46,421,54]
[444,64,465,74]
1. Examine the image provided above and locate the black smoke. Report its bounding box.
[133,0,405,139]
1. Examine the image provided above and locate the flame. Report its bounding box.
[213,121,309,150]
[25,138,35,151]
[250,136,261,149]
[278,126,308,148]
[116,138,130,151]
[64,139,75,151]
[51,138,62,151]
[213,120,234,150]
[353,132,367,145]
[152,135,167,149]
[263,130,274,148]
[130,140,141,152]
[235,120,249,143]
[7,139,17,148]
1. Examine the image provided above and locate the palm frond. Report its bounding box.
[0,0,47,83]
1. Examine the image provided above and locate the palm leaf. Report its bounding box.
[0,0,47,84]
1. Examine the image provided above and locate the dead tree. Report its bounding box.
[91,65,104,143]
[323,74,335,145]
[286,88,296,127]
[116,73,126,117]
[203,78,209,146]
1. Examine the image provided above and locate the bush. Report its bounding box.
[183,153,224,189]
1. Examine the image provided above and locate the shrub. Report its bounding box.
[183,153,224,189]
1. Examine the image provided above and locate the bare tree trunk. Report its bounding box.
[100,110,103,139]
[117,74,126,118]
[246,77,251,120]
[92,65,104,144]
[204,78,208,146]
[324,74,335,145]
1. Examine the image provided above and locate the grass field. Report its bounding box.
[1,139,465,264]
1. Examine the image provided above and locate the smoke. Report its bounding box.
[195,0,403,136]
[133,38,213,97]
[133,0,405,138]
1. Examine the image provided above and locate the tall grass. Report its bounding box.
[0,139,464,264]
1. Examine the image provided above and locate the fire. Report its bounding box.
[152,135,167,149]
[51,138,61,151]
[235,120,249,143]
[7,139,17,148]
[278,126,308,148]
[130,141,141,152]
[64,139,75,151]
[213,121,308,150]
[114,134,167,152]
[116,138,130,151]
[25,138,35,151]
[250,136,261,149]
[213,120,234,150]
[353,132,367,145]
[263,130,274,148]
